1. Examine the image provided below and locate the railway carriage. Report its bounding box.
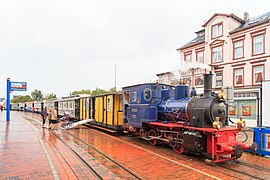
[33,101,42,113]
[91,93,124,131]
[43,98,57,112]
[57,95,90,119]
[11,103,19,111]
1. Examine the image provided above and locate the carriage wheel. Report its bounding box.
[148,129,158,146]
[172,143,184,154]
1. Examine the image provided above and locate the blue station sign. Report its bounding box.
[10,81,27,91]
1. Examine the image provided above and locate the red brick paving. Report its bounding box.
[0,111,100,179]
[2,111,270,180]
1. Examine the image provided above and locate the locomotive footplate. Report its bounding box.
[208,130,251,162]
[148,121,252,163]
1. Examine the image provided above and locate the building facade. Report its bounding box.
[158,12,270,127]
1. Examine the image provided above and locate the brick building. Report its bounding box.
[158,12,270,127]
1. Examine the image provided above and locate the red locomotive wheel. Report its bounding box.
[172,143,184,154]
[148,129,158,146]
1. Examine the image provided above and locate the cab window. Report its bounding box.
[131,91,137,102]
[144,88,152,101]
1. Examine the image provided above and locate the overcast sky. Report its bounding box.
[0,0,269,98]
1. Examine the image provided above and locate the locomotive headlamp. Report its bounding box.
[213,117,222,130]
[237,117,246,129]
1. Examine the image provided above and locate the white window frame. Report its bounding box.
[185,54,191,62]
[253,65,264,85]
[197,51,203,63]
[253,35,263,55]
[212,46,222,63]
[212,23,222,38]
[215,72,223,87]
[234,40,243,58]
[234,68,244,86]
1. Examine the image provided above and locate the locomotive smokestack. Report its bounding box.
[203,72,213,98]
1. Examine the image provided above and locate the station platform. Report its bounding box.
[1,111,270,179]
[0,111,115,180]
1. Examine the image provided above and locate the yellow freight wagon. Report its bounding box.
[93,93,123,131]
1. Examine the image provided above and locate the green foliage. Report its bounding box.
[31,89,43,101]
[70,89,92,95]
[70,87,118,96]
[11,95,33,103]
[108,87,117,93]
[44,93,57,100]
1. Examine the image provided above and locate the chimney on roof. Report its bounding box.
[244,12,249,21]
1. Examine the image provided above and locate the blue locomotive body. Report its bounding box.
[122,82,193,128]
[122,83,173,128]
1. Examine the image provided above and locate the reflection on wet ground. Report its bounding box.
[1,111,270,179]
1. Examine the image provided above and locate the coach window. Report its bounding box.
[131,91,137,102]
[144,88,152,101]
[63,102,67,109]
[59,102,63,109]
[68,101,73,109]
[124,91,130,103]
[107,97,110,111]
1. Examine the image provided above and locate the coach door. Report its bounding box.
[95,96,103,124]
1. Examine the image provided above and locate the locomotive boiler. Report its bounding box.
[158,73,226,128]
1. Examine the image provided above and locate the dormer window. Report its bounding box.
[212,22,223,39]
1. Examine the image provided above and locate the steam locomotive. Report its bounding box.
[122,73,256,163]
[10,73,256,163]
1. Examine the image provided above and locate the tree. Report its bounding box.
[11,95,32,103]
[91,88,108,96]
[70,89,91,95]
[31,89,43,101]
[45,93,57,100]
[108,87,117,93]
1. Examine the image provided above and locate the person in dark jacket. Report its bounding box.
[41,107,48,128]
[190,87,197,97]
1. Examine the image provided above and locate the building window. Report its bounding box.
[253,65,264,85]
[253,35,264,55]
[196,51,204,63]
[212,23,222,38]
[183,77,191,85]
[234,68,244,87]
[212,46,222,63]
[215,71,223,87]
[234,40,244,59]
[184,54,191,62]
[195,76,204,86]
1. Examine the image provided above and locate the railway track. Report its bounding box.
[50,131,105,180]
[219,162,270,180]
[117,132,270,180]
[54,130,142,179]
[25,115,140,179]
[24,114,270,179]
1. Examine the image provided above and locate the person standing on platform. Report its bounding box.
[49,107,58,130]
[190,87,197,97]
[41,107,48,128]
